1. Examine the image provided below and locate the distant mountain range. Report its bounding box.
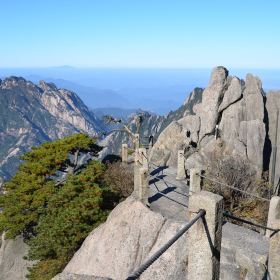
[0,68,210,114]
[0,77,103,182]
[0,76,203,183]
[1,67,279,114]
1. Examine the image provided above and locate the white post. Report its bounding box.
[134,148,149,201]
[134,133,140,150]
[139,167,149,205]
[121,143,128,163]
[188,191,224,280]
[190,168,201,194]
[267,196,280,279]
[148,141,153,158]
[176,150,186,180]
[134,148,141,197]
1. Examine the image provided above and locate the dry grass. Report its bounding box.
[203,153,272,228]
[103,162,134,199]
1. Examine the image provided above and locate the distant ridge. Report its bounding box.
[0,76,103,181]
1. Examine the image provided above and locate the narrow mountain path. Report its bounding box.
[146,164,270,279]
[148,166,190,221]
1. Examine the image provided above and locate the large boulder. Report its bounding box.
[57,196,268,280]
[62,196,189,280]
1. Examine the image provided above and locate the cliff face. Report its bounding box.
[0,77,103,181]
[150,67,280,185]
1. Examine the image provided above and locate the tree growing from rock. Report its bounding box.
[0,134,120,279]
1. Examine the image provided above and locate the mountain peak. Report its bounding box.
[39,80,58,91]
[1,76,38,91]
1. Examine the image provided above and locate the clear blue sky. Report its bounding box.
[0,0,279,68]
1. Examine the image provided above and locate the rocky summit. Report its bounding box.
[0,77,103,181]
[150,66,280,185]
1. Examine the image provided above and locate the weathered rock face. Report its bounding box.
[62,196,189,280]
[218,77,243,113]
[0,233,33,280]
[266,91,280,188]
[57,196,268,280]
[150,67,270,175]
[150,115,200,166]
[198,66,228,140]
[244,74,264,122]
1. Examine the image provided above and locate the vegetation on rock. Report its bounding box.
[103,162,134,199]
[203,152,272,227]
[0,134,123,279]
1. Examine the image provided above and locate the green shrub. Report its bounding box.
[0,134,120,279]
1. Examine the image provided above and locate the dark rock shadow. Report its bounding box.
[263,96,272,172]
[102,154,122,164]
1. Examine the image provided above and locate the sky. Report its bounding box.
[0,0,279,68]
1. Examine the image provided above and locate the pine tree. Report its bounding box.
[0,133,119,279]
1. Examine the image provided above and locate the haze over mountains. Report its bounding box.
[1,67,280,114]
[0,74,202,184]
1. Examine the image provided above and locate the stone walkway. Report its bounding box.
[147,164,270,279]
[148,166,189,221]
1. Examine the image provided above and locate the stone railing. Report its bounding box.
[189,168,280,279]
[123,143,280,279]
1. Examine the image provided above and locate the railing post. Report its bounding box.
[134,148,149,203]
[188,191,224,280]
[134,148,141,197]
[147,141,153,159]
[138,147,148,170]
[190,168,201,194]
[122,143,128,163]
[134,133,140,150]
[176,150,186,180]
[267,196,280,279]
[139,167,149,205]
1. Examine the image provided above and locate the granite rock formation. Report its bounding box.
[150,66,278,181]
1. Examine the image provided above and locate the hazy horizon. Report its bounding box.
[1,66,280,114]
